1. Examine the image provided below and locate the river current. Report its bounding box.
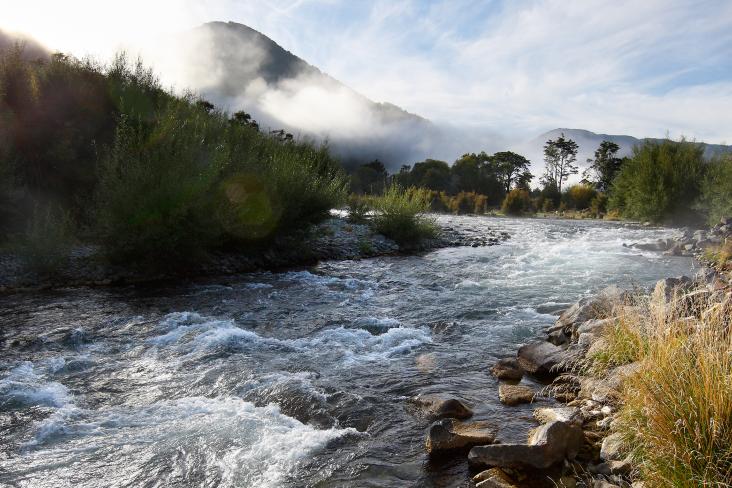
[0,216,694,487]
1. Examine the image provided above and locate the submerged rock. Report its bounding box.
[490,358,524,381]
[468,420,584,470]
[498,384,535,406]
[412,393,473,420]
[425,418,496,453]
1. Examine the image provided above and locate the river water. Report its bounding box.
[0,216,695,488]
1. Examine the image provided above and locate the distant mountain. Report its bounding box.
[0,28,49,60]
[156,21,439,169]
[513,128,732,184]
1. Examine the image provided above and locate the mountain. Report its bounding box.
[153,21,443,169]
[513,128,732,184]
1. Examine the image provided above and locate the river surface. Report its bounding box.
[0,216,695,488]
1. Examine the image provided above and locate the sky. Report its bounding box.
[3,0,732,144]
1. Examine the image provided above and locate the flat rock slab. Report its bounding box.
[469,420,583,470]
[425,418,496,453]
[498,384,534,406]
[411,393,473,420]
[490,358,524,381]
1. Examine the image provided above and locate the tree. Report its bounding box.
[541,133,578,193]
[490,151,532,193]
[583,140,622,192]
[350,159,388,194]
[409,159,452,192]
[608,139,705,223]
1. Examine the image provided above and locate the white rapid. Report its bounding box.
[0,216,695,487]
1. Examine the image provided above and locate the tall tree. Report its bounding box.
[583,140,622,192]
[490,151,532,193]
[541,133,579,193]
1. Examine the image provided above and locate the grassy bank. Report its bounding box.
[1,47,347,271]
[586,280,732,486]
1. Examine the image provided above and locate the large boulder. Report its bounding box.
[517,341,568,379]
[579,362,641,402]
[498,384,534,406]
[411,393,473,420]
[490,358,524,381]
[425,418,496,453]
[468,420,584,470]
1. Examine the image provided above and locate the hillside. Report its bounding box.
[513,128,732,182]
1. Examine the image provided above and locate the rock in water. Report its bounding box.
[517,341,567,379]
[468,420,584,469]
[411,393,473,419]
[498,384,534,405]
[425,418,496,453]
[490,358,524,381]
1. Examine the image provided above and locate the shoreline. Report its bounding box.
[415,220,731,488]
[0,216,510,294]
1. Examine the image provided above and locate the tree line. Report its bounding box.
[348,132,732,225]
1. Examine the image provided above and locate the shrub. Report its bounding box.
[590,192,608,216]
[501,189,533,215]
[13,204,76,275]
[608,139,705,223]
[347,194,371,224]
[700,155,732,226]
[371,185,437,247]
[563,184,597,210]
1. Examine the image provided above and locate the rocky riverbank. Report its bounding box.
[408,220,731,488]
[627,217,732,257]
[0,215,510,293]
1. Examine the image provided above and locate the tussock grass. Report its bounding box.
[589,284,732,487]
[371,185,437,247]
[703,241,732,270]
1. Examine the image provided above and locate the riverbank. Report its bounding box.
[0,215,509,294]
[416,220,731,487]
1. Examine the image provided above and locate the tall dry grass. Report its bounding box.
[589,283,732,486]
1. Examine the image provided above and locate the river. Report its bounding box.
[0,216,695,487]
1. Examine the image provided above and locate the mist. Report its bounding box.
[140,22,504,171]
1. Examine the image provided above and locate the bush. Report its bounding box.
[347,194,371,224]
[563,184,597,210]
[13,204,76,275]
[371,185,437,247]
[590,192,608,216]
[608,139,705,223]
[501,189,533,215]
[700,155,732,226]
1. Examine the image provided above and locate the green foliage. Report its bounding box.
[347,194,372,224]
[583,140,623,192]
[501,189,533,215]
[1,46,347,266]
[371,185,437,246]
[608,139,705,223]
[590,192,609,216]
[349,159,388,194]
[13,204,76,275]
[542,133,578,193]
[700,155,732,225]
[491,151,533,193]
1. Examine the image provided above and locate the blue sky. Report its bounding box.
[4,0,732,143]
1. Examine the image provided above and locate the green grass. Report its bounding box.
[370,185,437,247]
